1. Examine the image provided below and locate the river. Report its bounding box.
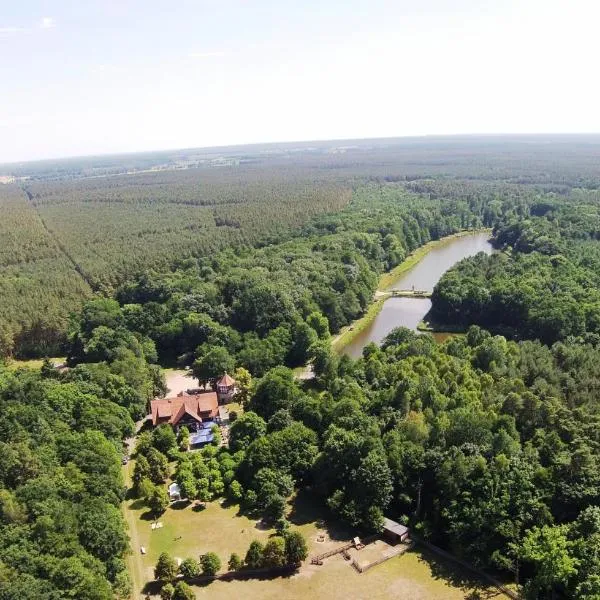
[342,232,493,358]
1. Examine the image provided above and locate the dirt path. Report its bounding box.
[122,418,149,599]
[123,470,146,599]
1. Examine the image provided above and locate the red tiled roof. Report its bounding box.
[217,372,235,387]
[151,392,219,426]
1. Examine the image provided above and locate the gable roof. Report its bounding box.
[151,392,219,426]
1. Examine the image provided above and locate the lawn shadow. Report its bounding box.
[287,489,353,542]
[128,498,146,510]
[142,580,162,596]
[192,503,207,513]
[416,547,507,599]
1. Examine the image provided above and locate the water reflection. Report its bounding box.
[343,232,493,358]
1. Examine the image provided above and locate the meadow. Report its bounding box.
[122,475,502,600]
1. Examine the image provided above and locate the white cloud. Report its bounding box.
[189,51,227,59]
[41,17,56,29]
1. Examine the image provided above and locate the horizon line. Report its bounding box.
[3,131,600,168]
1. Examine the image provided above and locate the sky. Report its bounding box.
[1,0,599,162]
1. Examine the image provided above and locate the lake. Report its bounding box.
[342,232,493,358]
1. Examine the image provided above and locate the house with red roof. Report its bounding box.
[150,391,219,431]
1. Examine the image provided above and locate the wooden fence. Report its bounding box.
[352,541,414,573]
[310,534,380,565]
[310,541,355,565]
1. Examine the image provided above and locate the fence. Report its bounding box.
[310,541,355,565]
[310,534,380,565]
[351,541,413,573]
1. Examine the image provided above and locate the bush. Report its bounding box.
[160,582,175,600]
[173,581,195,600]
[179,557,200,578]
[200,551,221,576]
[244,540,264,569]
[154,552,177,582]
[147,485,169,516]
[285,530,308,566]
[228,480,244,502]
[262,536,286,567]
[228,552,243,571]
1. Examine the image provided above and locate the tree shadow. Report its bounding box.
[192,503,207,513]
[124,486,137,500]
[416,547,507,599]
[128,498,146,510]
[141,580,162,596]
[171,499,192,510]
[141,509,160,521]
[219,497,236,510]
[254,519,271,531]
[287,489,353,542]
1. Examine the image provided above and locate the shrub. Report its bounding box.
[154,552,177,582]
[200,551,221,576]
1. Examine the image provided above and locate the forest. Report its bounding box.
[2,134,600,358]
[431,190,600,344]
[0,357,163,599]
[3,136,600,599]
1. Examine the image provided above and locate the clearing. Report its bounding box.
[123,481,507,600]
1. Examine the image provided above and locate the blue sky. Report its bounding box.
[1,0,598,162]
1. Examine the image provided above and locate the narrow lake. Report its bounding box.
[342,232,493,358]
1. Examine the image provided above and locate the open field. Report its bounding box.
[5,356,65,370]
[164,368,197,396]
[190,548,506,600]
[123,477,507,600]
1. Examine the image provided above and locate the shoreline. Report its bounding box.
[332,228,491,354]
[416,320,467,335]
[378,228,491,290]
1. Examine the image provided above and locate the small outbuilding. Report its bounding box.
[382,517,410,544]
[168,482,181,502]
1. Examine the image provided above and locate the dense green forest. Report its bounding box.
[431,191,600,344]
[0,357,164,599]
[3,137,600,599]
[230,327,600,599]
[99,183,490,377]
[0,169,349,357]
[3,135,600,358]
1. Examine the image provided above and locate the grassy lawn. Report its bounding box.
[5,356,65,371]
[189,546,506,600]
[124,478,506,600]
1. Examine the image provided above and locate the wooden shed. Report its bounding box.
[382,517,410,544]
